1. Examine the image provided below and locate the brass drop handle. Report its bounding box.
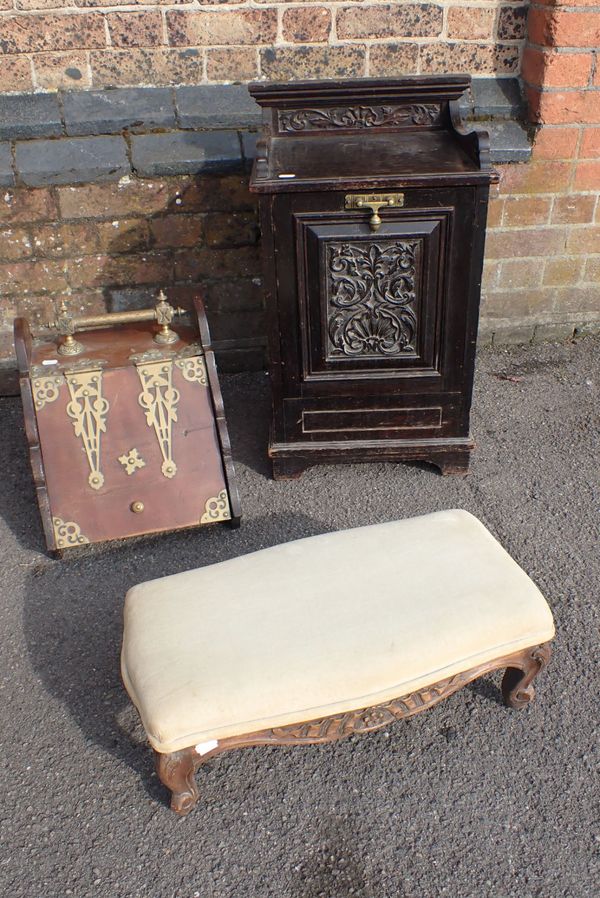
[345,193,405,232]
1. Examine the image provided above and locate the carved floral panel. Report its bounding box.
[278,104,440,132]
[326,239,421,359]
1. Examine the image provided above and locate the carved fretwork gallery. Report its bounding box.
[155,643,552,816]
[249,76,497,479]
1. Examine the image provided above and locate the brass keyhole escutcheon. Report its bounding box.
[345,193,405,232]
[130,500,145,514]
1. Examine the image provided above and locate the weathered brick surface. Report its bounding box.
[0,14,106,54]
[531,127,579,160]
[337,5,443,40]
[497,258,544,290]
[499,161,572,194]
[150,215,203,250]
[66,252,172,289]
[282,8,331,44]
[90,49,203,89]
[573,161,600,191]
[167,10,278,47]
[0,1,598,371]
[420,43,519,75]
[106,12,164,49]
[542,256,585,287]
[0,2,533,92]
[580,128,600,159]
[528,10,600,49]
[261,46,366,80]
[0,189,57,225]
[175,246,260,281]
[522,49,593,89]
[0,56,33,93]
[0,228,32,262]
[369,43,420,77]
[502,196,552,227]
[497,5,528,41]
[552,195,597,224]
[32,222,100,258]
[447,8,495,41]
[57,179,187,219]
[0,259,69,294]
[566,227,600,255]
[204,212,260,249]
[206,49,258,82]
[33,53,91,91]
[485,227,568,259]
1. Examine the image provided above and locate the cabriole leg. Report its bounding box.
[501,643,552,710]
[154,748,200,816]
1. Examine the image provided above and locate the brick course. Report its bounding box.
[0,2,531,89]
[0,1,599,374]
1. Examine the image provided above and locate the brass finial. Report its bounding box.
[153,290,181,345]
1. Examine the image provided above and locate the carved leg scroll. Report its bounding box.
[154,748,200,816]
[149,642,552,815]
[501,644,552,710]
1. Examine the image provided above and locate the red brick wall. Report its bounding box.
[0,1,598,371]
[479,0,600,342]
[0,175,264,375]
[0,2,527,90]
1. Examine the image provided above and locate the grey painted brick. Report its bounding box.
[241,131,259,172]
[458,86,474,119]
[15,136,129,186]
[0,143,15,187]
[176,85,262,130]
[63,88,176,137]
[131,131,242,177]
[0,94,62,140]
[488,121,531,164]
[472,77,523,118]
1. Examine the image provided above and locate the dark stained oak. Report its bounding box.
[248,76,497,478]
[154,642,552,816]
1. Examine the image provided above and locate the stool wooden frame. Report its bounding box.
[154,641,551,816]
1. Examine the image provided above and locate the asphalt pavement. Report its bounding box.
[0,336,598,898]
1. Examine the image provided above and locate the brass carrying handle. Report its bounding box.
[344,193,405,232]
[47,291,185,357]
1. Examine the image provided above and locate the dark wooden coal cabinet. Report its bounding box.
[249,76,496,478]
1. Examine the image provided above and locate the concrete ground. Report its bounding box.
[0,337,598,898]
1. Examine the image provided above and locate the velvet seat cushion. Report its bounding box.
[121,510,555,754]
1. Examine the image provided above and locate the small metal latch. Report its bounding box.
[345,193,405,232]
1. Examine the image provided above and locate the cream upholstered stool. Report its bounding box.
[121,510,555,815]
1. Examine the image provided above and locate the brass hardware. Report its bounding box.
[32,375,64,411]
[49,291,185,356]
[344,193,405,232]
[53,516,89,548]
[64,368,108,491]
[130,501,145,514]
[135,360,179,479]
[118,448,146,475]
[129,342,204,365]
[175,354,207,386]
[200,490,231,524]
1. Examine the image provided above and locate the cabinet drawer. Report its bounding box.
[302,406,442,434]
